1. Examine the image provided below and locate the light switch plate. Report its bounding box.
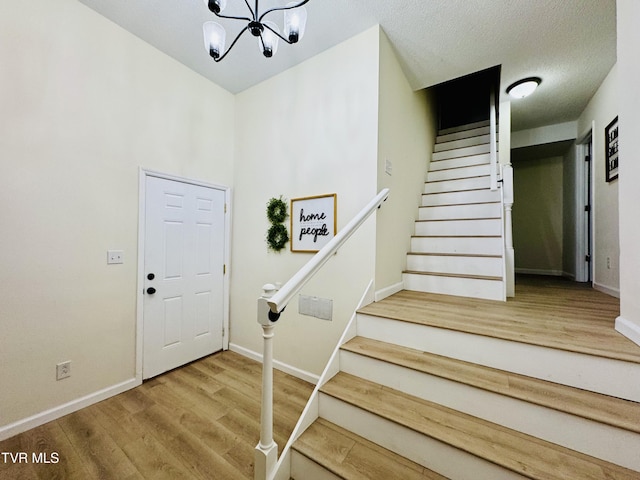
[107,250,124,264]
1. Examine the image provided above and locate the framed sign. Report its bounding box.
[290,194,337,252]
[605,116,618,182]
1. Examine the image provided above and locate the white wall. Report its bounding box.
[577,66,619,295]
[511,121,578,149]
[616,0,640,345]
[375,29,436,297]
[0,1,235,432]
[230,27,380,378]
[512,157,564,275]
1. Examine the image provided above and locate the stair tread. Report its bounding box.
[425,175,491,182]
[420,201,501,208]
[438,120,490,135]
[293,418,447,480]
[321,372,640,480]
[403,270,503,281]
[341,337,640,435]
[407,252,501,258]
[429,164,490,174]
[416,217,501,222]
[423,187,494,194]
[411,234,501,238]
[357,290,640,364]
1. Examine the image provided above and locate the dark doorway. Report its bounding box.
[435,66,501,131]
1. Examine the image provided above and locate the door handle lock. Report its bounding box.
[146,287,156,295]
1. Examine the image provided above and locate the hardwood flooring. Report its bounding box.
[359,275,640,363]
[0,351,314,480]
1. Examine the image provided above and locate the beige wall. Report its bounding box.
[513,156,564,275]
[230,27,380,377]
[616,0,640,344]
[375,29,436,295]
[577,65,619,294]
[562,143,578,278]
[0,1,235,430]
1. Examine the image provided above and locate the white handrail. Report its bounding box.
[489,88,498,191]
[254,188,390,480]
[266,188,390,316]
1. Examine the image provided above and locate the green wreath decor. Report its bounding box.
[266,196,289,252]
[266,196,288,224]
[266,223,289,252]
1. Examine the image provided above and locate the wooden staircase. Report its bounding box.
[403,121,506,301]
[289,279,640,479]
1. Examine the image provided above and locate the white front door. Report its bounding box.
[143,175,225,379]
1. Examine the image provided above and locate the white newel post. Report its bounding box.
[255,284,279,480]
[502,165,515,297]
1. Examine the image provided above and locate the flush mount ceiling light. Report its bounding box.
[203,0,309,62]
[506,77,541,99]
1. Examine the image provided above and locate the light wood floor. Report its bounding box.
[359,275,640,363]
[0,351,313,480]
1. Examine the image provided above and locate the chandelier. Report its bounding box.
[203,1,309,62]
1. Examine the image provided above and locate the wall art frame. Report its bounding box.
[605,116,619,182]
[290,193,337,252]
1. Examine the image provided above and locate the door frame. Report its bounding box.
[136,168,231,382]
[575,125,594,284]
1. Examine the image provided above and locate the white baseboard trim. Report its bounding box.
[616,316,640,347]
[375,281,403,302]
[593,282,620,298]
[0,377,139,442]
[515,268,563,276]
[229,343,320,385]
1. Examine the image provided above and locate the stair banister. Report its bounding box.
[254,188,390,480]
[502,164,515,297]
[265,188,390,317]
[490,88,499,191]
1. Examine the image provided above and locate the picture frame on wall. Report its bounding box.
[605,116,618,182]
[290,193,337,252]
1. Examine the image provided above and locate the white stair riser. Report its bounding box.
[355,313,640,402]
[407,254,503,277]
[419,203,502,220]
[319,393,526,480]
[434,135,490,152]
[430,153,490,171]
[433,144,490,161]
[290,451,342,480]
[438,120,490,136]
[339,351,640,472]
[422,189,500,206]
[411,236,502,255]
[415,219,502,236]
[403,272,504,301]
[424,176,491,194]
[428,163,490,182]
[437,126,491,144]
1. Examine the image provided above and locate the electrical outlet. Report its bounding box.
[56,361,71,380]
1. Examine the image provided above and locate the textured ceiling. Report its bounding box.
[78,0,616,131]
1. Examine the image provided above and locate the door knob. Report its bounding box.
[146,287,156,295]
[147,273,155,280]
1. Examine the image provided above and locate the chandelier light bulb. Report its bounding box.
[284,3,307,43]
[260,22,280,58]
[203,21,226,60]
[206,0,227,14]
